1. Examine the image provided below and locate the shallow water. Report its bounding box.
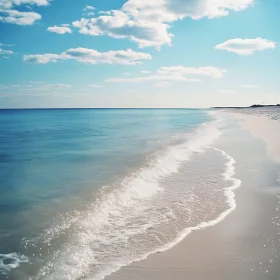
[0,109,239,279]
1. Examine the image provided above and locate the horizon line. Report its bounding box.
[0,107,210,110]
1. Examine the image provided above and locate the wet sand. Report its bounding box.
[106,109,280,280]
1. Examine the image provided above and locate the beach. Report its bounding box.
[1,108,280,280]
[105,108,280,280]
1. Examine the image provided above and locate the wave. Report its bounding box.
[88,148,241,280]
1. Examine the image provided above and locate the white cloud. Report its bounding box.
[0,44,13,58]
[88,84,104,88]
[123,72,131,75]
[0,43,14,47]
[83,6,95,17]
[24,53,62,64]
[141,70,150,74]
[24,48,152,65]
[0,0,49,25]
[0,8,41,25]
[84,5,95,10]
[240,84,259,88]
[73,0,254,48]
[215,38,276,55]
[47,25,72,34]
[155,82,170,87]
[0,0,49,9]
[83,5,95,16]
[123,0,254,20]
[72,11,173,49]
[107,65,225,83]
[0,48,13,55]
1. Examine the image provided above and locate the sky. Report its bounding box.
[0,0,280,108]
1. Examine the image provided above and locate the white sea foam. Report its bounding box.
[157,148,240,245]
[91,148,242,280]
[0,253,28,275]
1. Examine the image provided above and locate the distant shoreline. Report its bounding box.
[212,104,280,109]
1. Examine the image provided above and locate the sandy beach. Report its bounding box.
[106,108,280,280]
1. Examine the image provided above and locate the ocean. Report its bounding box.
[0,109,239,280]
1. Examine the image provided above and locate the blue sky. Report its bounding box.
[0,0,279,108]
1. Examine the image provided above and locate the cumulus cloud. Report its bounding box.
[141,70,150,74]
[24,48,152,65]
[215,38,276,55]
[106,65,225,83]
[72,0,254,48]
[47,25,72,34]
[0,0,49,25]
[0,0,49,9]
[72,11,173,49]
[0,8,41,25]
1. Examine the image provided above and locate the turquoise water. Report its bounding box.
[0,109,233,279]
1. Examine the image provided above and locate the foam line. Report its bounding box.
[95,148,241,280]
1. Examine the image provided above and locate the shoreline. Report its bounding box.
[105,109,280,280]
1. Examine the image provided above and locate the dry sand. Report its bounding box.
[105,109,280,280]
[234,108,280,162]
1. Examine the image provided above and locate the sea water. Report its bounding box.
[0,109,239,279]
